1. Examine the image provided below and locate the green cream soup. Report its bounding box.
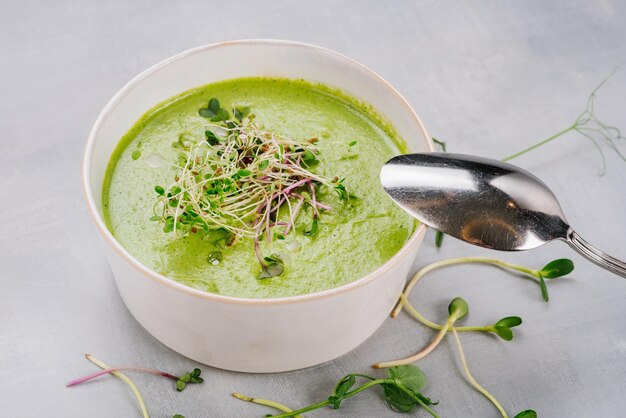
[103,78,415,298]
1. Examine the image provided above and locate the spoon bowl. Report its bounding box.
[381,153,626,278]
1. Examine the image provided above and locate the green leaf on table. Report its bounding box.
[329,374,356,408]
[539,259,574,278]
[494,325,514,341]
[448,297,469,319]
[383,365,436,413]
[495,316,522,328]
[514,410,537,418]
[388,365,427,391]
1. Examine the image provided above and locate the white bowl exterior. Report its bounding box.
[85,40,431,372]
[105,227,425,372]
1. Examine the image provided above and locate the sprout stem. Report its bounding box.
[451,329,508,418]
[232,393,302,418]
[399,294,492,333]
[67,366,179,387]
[392,257,539,318]
[502,126,575,162]
[81,354,149,418]
[501,68,623,175]
[373,313,459,369]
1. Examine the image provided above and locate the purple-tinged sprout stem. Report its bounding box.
[67,366,179,387]
[291,193,332,211]
[81,354,149,418]
[254,236,266,267]
[282,178,310,195]
[284,197,305,235]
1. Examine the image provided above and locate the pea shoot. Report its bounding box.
[502,68,624,175]
[233,365,439,418]
[152,99,350,278]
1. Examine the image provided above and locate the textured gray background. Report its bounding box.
[1,1,625,417]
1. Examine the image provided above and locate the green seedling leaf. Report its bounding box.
[334,183,348,200]
[448,297,469,319]
[434,230,444,248]
[258,159,269,171]
[175,368,203,392]
[189,368,203,383]
[388,365,427,393]
[494,325,514,341]
[237,169,252,178]
[208,98,220,113]
[495,316,522,328]
[383,384,417,413]
[540,258,574,279]
[234,106,250,122]
[263,254,284,265]
[383,365,433,413]
[155,185,165,195]
[334,375,356,397]
[258,262,284,280]
[302,149,319,166]
[329,374,356,408]
[514,410,537,418]
[216,108,229,121]
[199,108,216,118]
[348,140,357,146]
[131,150,141,160]
[205,130,219,146]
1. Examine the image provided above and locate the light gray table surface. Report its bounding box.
[2,1,625,417]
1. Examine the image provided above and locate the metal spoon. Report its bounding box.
[380,152,626,278]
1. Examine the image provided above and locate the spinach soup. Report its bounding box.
[103,78,415,298]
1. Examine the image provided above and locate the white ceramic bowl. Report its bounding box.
[83,39,433,372]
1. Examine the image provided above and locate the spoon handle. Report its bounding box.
[566,229,626,278]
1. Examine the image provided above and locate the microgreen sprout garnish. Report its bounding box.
[502,68,624,175]
[81,354,149,418]
[67,362,203,392]
[152,99,348,278]
[401,296,523,341]
[236,365,438,418]
[232,393,302,418]
[374,298,468,369]
[393,257,574,319]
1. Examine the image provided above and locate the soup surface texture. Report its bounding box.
[104,78,415,298]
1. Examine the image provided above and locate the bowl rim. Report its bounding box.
[82,38,433,306]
